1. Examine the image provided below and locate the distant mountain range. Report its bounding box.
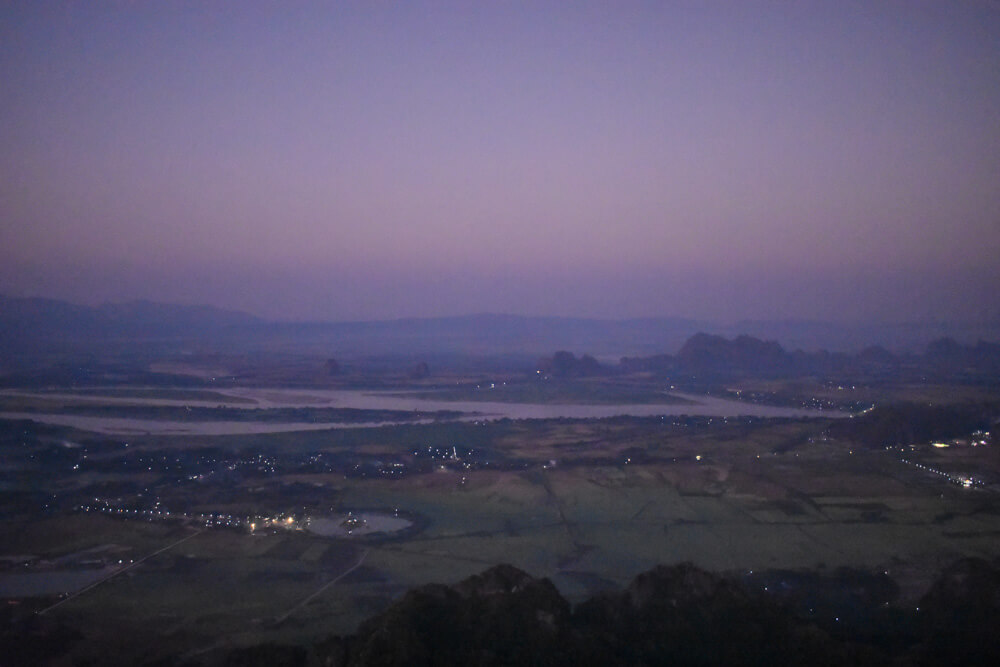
[1,294,998,364]
[0,295,260,340]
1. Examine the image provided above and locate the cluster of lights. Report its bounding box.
[728,387,840,411]
[75,499,308,531]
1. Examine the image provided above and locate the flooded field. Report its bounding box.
[307,512,413,538]
[0,566,119,597]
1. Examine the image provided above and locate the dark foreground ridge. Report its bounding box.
[219,559,1000,667]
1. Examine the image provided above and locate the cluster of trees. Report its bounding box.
[538,351,604,377]
[828,402,993,449]
[220,558,1000,666]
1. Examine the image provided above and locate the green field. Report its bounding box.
[2,381,999,665]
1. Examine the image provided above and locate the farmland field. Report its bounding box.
[2,379,998,665]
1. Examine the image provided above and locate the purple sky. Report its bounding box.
[2,2,998,323]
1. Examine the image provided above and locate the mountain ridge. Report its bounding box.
[2,294,998,360]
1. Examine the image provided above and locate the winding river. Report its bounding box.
[0,387,842,436]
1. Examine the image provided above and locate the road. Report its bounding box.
[273,547,371,625]
[37,529,203,616]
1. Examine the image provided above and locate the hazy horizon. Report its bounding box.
[7,292,1000,339]
[3,2,999,324]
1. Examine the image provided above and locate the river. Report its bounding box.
[0,387,841,435]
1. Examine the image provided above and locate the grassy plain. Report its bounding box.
[2,378,999,665]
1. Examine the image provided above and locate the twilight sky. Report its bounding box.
[2,1,998,323]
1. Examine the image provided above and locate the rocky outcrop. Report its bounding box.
[334,564,571,666]
[574,562,859,667]
[319,563,857,667]
[916,558,1000,666]
[223,559,1000,667]
[620,333,1000,381]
